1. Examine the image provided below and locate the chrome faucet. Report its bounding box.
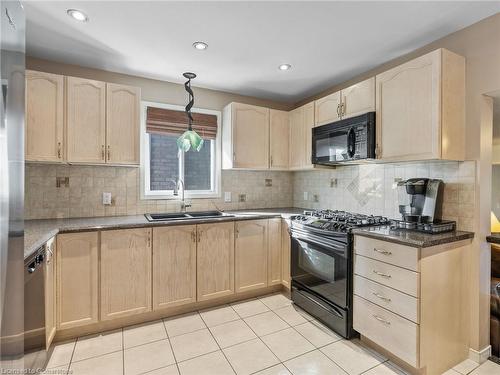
[168,178,191,212]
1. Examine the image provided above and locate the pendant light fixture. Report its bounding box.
[177,72,204,152]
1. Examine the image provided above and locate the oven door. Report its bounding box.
[291,231,348,308]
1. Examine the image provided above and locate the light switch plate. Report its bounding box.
[238,194,247,202]
[303,192,308,201]
[265,179,272,187]
[102,192,112,205]
[224,192,232,203]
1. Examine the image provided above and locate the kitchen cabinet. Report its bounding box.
[106,83,141,165]
[56,232,99,329]
[25,70,64,162]
[66,77,106,163]
[375,48,465,161]
[267,218,282,286]
[44,237,56,349]
[153,225,197,310]
[197,222,235,301]
[270,109,289,169]
[222,102,270,169]
[340,77,375,119]
[289,102,315,170]
[281,220,291,289]
[235,219,268,293]
[314,91,341,126]
[101,228,152,320]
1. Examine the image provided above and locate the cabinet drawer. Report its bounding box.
[353,295,418,367]
[354,236,419,271]
[354,255,419,297]
[354,275,419,323]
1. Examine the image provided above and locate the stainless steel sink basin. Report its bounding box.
[145,210,232,222]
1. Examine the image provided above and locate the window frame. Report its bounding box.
[140,101,222,200]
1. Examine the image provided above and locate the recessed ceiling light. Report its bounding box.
[67,9,89,22]
[279,64,292,71]
[192,42,208,50]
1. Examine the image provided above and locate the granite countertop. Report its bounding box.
[352,226,474,248]
[24,207,306,259]
[487,233,500,245]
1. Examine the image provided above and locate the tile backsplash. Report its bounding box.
[25,160,476,232]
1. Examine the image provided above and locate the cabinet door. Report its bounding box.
[289,106,305,169]
[153,225,197,310]
[269,110,289,169]
[376,50,440,161]
[101,228,152,320]
[44,237,56,349]
[56,232,98,329]
[106,83,141,165]
[341,77,375,119]
[314,91,341,126]
[197,222,235,301]
[66,77,106,163]
[281,220,291,288]
[232,103,270,169]
[235,220,268,293]
[268,219,282,286]
[25,70,64,162]
[303,102,315,168]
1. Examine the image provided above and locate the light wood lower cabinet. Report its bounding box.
[235,219,268,293]
[197,222,235,301]
[153,225,197,310]
[56,232,99,329]
[281,220,291,288]
[267,218,282,286]
[100,228,152,320]
[44,237,56,349]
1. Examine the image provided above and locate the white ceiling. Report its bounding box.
[24,1,500,103]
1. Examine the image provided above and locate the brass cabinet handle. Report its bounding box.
[57,142,62,159]
[341,102,346,116]
[373,248,392,256]
[107,145,111,160]
[372,315,391,325]
[270,156,273,167]
[336,103,341,118]
[101,145,105,160]
[197,231,202,243]
[372,270,391,278]
[191,231,196,243]
[147,233,151,247]
[372,292,391,302]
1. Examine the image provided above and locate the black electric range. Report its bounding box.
[290,210,390,339]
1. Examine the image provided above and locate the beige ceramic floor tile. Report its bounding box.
[273,306,309,326]
[284,350,347,375]
[145,365,180,375]
[470,360,500,375]
[124,339,176,375]
[177,350,235,375]
[123,320,167,348]
[72,329,122,362]
[69,351,123,375]
[46,339,76,368]
[320,340,385,375]
[453,359,480,374]
[163,312,207,337]
[223,338,279,375]
[244,311,289,336]
[261,328,315,362]
[170,328,219,362]
[231,299,270,318]
[259,294,292,310]
[199,305,240,327]
[442,370,461,375]
[253,364,292,375]
[293,321,341,348]
[363,362,408,374]
[209,319,257,348]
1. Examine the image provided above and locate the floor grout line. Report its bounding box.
[161,317,181,375]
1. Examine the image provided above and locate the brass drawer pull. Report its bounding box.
[101,145,105,160]
[373,315,391,325]
[373,270,391,278]
[372,292,391,302]
[57,142,62,158]
[107,145,111,160]
[373,248,392,256]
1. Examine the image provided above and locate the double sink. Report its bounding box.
[144,210,234,222]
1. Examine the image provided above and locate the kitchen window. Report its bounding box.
[141,101,221,199]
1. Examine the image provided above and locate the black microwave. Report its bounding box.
[312,112,376,166]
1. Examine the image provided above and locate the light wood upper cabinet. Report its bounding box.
[281,220,291,289]
[44,237,56,349]
[25,70,64,162]
[66,77,106,163]
[56,232,98,329]
[235,219,268,293]
[222,102,270,169]
[315,91,341,126]
[106,83,141,165]
[101,228,152,320]
[267,218,282,286]
[270,109,289,169]
[153,225,197,310]
[376,49,465,161]
[289,102,315,170]
[197,222,235,301]
[341,77,375,119]
[303,102,315,169]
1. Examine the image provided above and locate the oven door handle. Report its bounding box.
[292,234,347,256]
[293,286,344,318]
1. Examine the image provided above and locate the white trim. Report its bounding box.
[468,346,491,364]
[140,101,222,200]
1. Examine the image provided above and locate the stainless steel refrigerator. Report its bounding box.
[0,0,24,372]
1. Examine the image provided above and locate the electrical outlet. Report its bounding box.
[313,194,319,203]
[56,177,69,188]
[238,194,247,202]
[303,192,308,201]
[102,192,112,205]
[330,178,337,188]
[224,192,232,203]
[393,177,403,189]
[265,179,272,187]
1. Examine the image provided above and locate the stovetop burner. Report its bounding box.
[292,210,390,233]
